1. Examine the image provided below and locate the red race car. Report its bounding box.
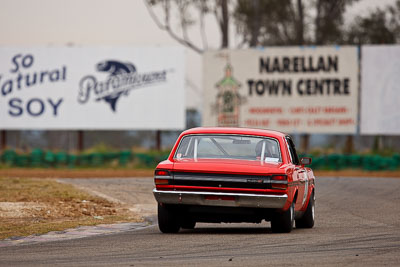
[153,127,315,233]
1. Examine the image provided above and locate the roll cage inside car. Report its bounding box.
[174,134,282,162]
[285,136,300,165]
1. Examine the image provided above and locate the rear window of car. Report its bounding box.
[174,134,281,162]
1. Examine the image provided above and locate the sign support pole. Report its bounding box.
[301,134,309,153]
[156,130,161,151]
[78,130,84,152]
[1,130,6,151]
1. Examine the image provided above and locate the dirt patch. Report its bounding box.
[0,177,141,240]
[0,202,47,218]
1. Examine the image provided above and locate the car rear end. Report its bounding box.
[153,129,293,232]
[154,168,289,223]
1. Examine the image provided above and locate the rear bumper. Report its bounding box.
[153,189,287,209]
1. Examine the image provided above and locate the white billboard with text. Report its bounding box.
[0,47,185,130]
[203,46,359,134]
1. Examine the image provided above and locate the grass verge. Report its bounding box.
[0,177,141,240]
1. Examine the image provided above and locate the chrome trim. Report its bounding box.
[270,180,288,184]
[153,189,287,209]
[154,176,172,179]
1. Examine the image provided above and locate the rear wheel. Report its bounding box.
[158,203,180,233]
[296,191,315,228]
[181,219,196,230]
[271,202,294,233]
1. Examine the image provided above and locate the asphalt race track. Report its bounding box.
[0,177,399,266]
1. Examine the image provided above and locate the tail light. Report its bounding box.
[272,175,286,181]
[154,169,171,185]
[271,175,288,190]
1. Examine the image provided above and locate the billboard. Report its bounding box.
[361,45,400,135]
[0,47,185,130]
[203,46,359,134]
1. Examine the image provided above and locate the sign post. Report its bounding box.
[77,130,84,152]
[1,130,5,151]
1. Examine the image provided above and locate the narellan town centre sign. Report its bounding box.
[0,47,185,130]
[203,46,358,134]
[253,55,350,97]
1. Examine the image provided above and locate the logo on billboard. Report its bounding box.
[212,63,244,127]
[78,60,168,112]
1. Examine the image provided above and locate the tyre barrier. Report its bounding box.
[1,149,398,170]
[0,149,159,168]
[299,153,400,171]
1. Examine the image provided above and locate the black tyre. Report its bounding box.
[158,203,181,233]
[181,219,196,230]
[296,191,315,228]
[271,202,294,233]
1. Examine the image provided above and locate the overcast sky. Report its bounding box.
[0,0,396,109]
